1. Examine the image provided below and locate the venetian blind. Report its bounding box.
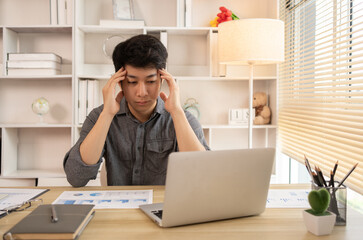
[279,0,363,194]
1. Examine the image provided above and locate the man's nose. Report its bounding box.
[136,82,148,96]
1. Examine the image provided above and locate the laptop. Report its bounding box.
[139,148,275,227]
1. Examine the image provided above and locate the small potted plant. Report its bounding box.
[303,188,336,236]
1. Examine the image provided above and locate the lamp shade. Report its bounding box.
[218,18,284,65]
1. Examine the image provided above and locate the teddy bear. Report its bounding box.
[253,92,271,125]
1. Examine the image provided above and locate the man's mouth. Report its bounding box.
[136,100,149,106]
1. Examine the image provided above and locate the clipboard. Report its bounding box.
[0,188,49,218]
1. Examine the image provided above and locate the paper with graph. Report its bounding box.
[53,190,153,209]
[266,189,310,208]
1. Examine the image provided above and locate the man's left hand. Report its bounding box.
[159,69,184,115]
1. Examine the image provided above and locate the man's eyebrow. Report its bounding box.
[126,74,157,79]
[126,74,137,79]
[146,73,158,78]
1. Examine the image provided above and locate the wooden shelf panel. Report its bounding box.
[202,124,277,129]
[1,169,66,178]
[78,25,212,35]
[78,25,144,34]
[176,76,278,81]
[0,75,72,80]
[0,124,72,128]
[6,26,72,33]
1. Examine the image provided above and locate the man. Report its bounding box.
[64,34,209,187]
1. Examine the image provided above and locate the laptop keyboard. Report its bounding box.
[152,210,163,219]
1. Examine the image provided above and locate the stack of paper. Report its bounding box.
[79,79,101,124]
[6,53,62,76]
[50,0,72,25]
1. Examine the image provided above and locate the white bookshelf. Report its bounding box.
[1,0,279,186]
[0,0,74,186]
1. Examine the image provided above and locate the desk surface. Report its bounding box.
[0,184,362,240]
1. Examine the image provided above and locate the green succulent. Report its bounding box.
[307,188,331,216]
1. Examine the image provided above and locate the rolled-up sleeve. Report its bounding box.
[63,107,104,187]
[184,111,210,151]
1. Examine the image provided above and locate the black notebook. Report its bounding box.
[4,204,95,240]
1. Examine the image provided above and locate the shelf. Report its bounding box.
[1,169,66,178]
[75,124,277,130]
[253,125,277,129]
[202,124,277,129]
[162,27,211,35]
[0,124,72,128]
[78,74,110,80]
[78,25,144,34]
[78,25,213,35]
[5,25,72,33]
[176,76,278,81]
[77,74,277,81]
[0,75,72,80]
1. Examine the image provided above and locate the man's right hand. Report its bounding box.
[102,67,126,116]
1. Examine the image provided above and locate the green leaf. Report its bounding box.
[231,13,239,20]
[308,188,331,214]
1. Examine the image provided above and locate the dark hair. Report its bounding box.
[112,34,168,72]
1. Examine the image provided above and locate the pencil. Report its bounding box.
[329,170,334,187]
[312,172,322,187]
[317,166,328,187]
[333,160,338,176]
[337,163,358,187]
[304,155,313,175]
[305,162,314,183]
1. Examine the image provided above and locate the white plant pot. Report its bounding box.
[303,210,336,236]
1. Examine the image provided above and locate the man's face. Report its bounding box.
[121,65,161,122]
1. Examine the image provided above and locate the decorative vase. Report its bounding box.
[302,210,336,236]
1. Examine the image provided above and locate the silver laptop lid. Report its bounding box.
[161,148,275,227]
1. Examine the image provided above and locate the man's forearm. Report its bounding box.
[171,109,206,152]
[80,112,114,165]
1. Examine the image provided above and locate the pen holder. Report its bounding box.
[311,182,347,226]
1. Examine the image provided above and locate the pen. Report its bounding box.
[51,205,58,223]
[337,163,358,187]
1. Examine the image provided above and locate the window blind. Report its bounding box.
[279,0,363,194]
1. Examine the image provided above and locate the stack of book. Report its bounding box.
[6,53,62,76]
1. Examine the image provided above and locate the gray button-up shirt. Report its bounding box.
[63,97,209,187]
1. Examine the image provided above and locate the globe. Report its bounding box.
[32,97,49,123]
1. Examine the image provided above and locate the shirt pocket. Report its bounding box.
[144,139,175,174]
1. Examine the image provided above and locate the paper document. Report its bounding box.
[0,188,48,210]
[0,194,8,200]
[0,188,49,218]
[53,190,153,209]
[266,189,310,208]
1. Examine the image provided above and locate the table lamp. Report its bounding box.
[218,18,284,148]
